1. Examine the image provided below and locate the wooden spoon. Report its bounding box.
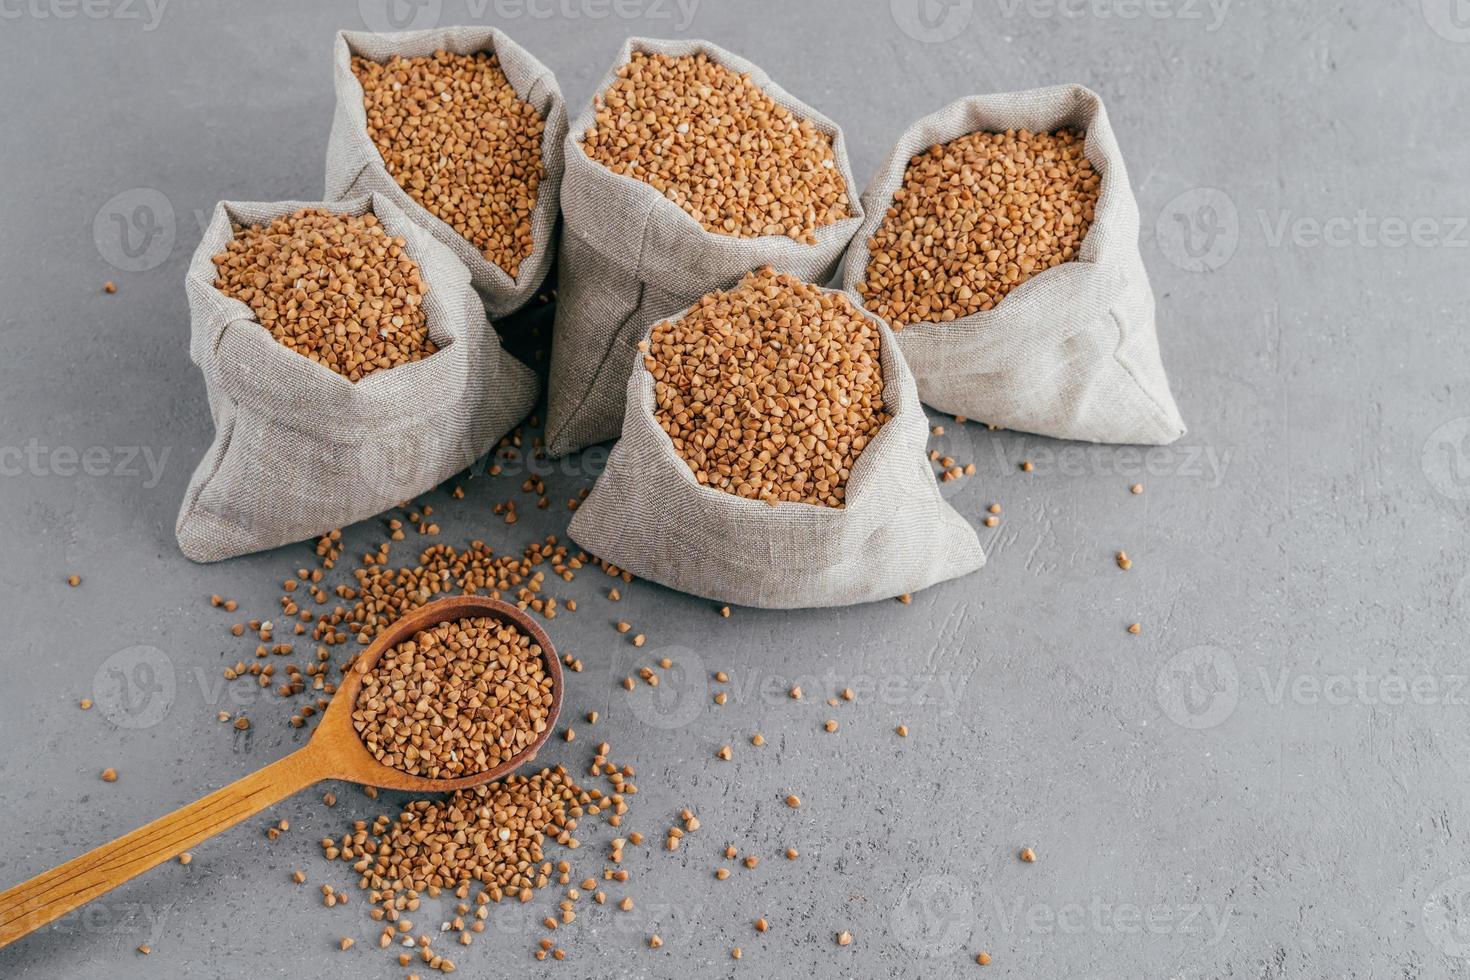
[0,595,563,949]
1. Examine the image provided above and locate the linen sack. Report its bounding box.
[839,85,1186,445]
[567,292,986,609]
[326,27,567,320]
[176,194,539,563]
[544,36,865,458]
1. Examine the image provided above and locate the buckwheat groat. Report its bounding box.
[858,128,1099,328]
[352,616,553,779]
[352,50,545,277]
[580,51,850,244]
[211,208,436,382]
[644,267,887,507]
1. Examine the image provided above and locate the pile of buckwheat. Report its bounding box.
[581,51,849,243]
[326,765,591,900]
[353,50,546,277]
[352,615,553,779]
[212,208,436,382]
[643,267,889,507]
[321,764,602,970]
[857,128,1100,327]
[214,434,1029,969]
[344,537,578,644]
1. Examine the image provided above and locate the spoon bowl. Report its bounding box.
[315,594,565,793]
[0,595,563,949]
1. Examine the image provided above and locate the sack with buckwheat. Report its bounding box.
[544,37,864,458]
[568,269,985,609]
[175,194,538,563]
[326,27,566,320]
[840,85,1185,445]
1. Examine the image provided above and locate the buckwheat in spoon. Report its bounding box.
[0,596,563,947]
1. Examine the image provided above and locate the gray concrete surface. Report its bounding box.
[1,1,1467,977]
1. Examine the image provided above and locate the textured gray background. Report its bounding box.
[1,1,1468,977]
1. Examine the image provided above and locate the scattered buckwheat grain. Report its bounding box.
[322,766,593,912]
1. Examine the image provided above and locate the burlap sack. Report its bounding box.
[567,291,985,609]
[176,194,539,563]
[840,85,1186,445]
[326,28,566,320]
[544,37,865,458]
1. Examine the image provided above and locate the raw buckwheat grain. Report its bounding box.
[858,128,1099,328]
[581,52,849,244]
[352,615,552,778]
[352,50,545,277]
[212,208,435,382]
[644,268,888,508]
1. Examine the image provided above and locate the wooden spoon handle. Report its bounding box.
[0,745,328,949]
